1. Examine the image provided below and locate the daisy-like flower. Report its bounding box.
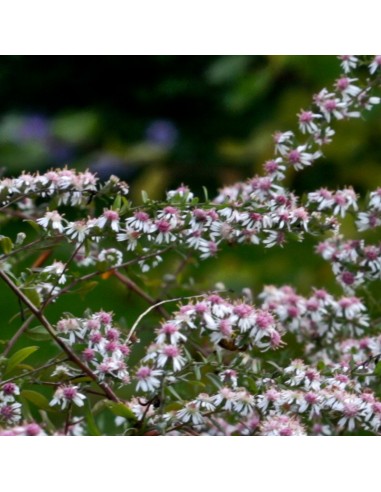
[0,402,22,424]
[259,414,306,436]
[41,261,67,284]
[155,322,187,345]
[263,158,287,180]
[0,382,20,401]
[154,219,176,244]
[127,211,156,233]
[176,402,204,426]
[166,185,194,203]
[157,345,186,372]
[96,209,120,232]
[335,76,361,100]
[65,220,92,243]
[56,317,85,345]
[232,303,256,332]
[286,145,322,171]
[49,385,86,409]
[194,393,216,412]
[297,110,322,134]
[213,387,236,411]
[116,227,140,250]
[36,210,65,233]
[332,188,358,218]
[337,396,366,432]
[338,56,358,73]
[369,56,381,75]
[273,131,294,156]
[233,389,255,416]
[135,366,162,392]
[198,239,219,259]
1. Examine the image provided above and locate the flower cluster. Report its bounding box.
[258,285,369,343]
[56,311,130,384]
[0,168,128,210]
[0,383,22,426]
[134,294,284,395]
[316,237,381,291]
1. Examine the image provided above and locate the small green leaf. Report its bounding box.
[112,195,122,211]
[0,235,13,254]
[202,186,209,203]
[206,373,222,389]
[25,220,43,233]
[105,401,137,422]
[21,288,41,308]
[187,380,205,388]
[374,361,381,376]
[194,365,201,381]
[317,360,326,372]
[21,390,52,411]
[26,326,51,342]
[85,404,102,436]
[166,385,183,402]
[5,346,39,374]
[141,190,149,203]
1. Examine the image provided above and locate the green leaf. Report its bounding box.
[0,235,13,254]
[26,326,51,342]
[202,186,209,203]
[141,190,149,203]
[317,360,326,372]
[105,401,137,422]
[166,385,183,402]
[5,346,39,374]
[21,390,52,411]
[187,380,205,389]
[374,361,381,376]
[85,404,102,436]
[194,365,202,381]
[206,372,222,389]
[112,195,122,211]
[25,219,43,233]
[21,288,41,308]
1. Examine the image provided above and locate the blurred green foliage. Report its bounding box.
[1,55,381,366]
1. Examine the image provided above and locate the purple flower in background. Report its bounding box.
[145,119,178,148]
[17,114,51,142]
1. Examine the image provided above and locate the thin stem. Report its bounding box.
[113,270,169,319]
[126,291,226,343]
[40,240,85,311]
[46,246,173,306]
[0,268,119,402]
[0,356,67,385]
[0,236,63,262]
[2,314,34,357]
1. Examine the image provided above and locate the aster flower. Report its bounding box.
[49,385,86,409]
[135,366,162,392]
[157,345,187,372]
[36,210,65,232]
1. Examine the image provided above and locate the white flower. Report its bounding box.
[176,402,204,425]
[157,345,186,372]
[135,366,162,392]
[49,385,86,409]
[36,210,65,232]
[369,56,381,75]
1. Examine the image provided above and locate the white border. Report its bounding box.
[0,1,377,54]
